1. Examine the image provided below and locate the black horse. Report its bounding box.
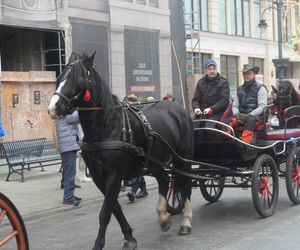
[48,52,194,250]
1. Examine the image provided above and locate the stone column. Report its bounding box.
[160,34,173,99]
[110,25,126,99]
[0,0,3,19]
[208,0,219,32]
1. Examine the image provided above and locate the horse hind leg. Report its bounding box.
[154,172,172,232]
[174,159,192,236]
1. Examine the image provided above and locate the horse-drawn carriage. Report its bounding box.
[167,102,300,218]
[48,52,300,250]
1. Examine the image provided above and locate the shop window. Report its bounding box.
[221,55,239,97]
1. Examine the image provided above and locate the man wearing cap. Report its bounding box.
[192,59,230,122]
[227,64,268,144]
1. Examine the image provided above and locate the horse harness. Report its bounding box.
[80,103,168,174]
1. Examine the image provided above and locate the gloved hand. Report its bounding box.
[194,108,202,116]
[203,107,213,116]
[235,113,249,124]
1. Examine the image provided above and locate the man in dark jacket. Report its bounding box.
[227,64,268,144]
[192,59,230,122]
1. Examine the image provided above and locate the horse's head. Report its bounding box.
[48,52,96,119]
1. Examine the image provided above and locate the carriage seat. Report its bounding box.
[234,120,270,132]
[220,99,233,122]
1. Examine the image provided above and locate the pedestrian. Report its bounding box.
[226,64,268,144]
[162,94,175,101]
[126,94,150,202]
[0,122,5,142]
[147,96,156,102]
[127,176,148,202]
[56,110,81,206]
[192,58,230,121]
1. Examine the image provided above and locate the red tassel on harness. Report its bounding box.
[84,89,91,102]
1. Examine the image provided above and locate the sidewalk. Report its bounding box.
[0,163,157,218]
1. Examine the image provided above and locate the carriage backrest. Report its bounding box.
[220,99,233,122]
[283,105,300,128]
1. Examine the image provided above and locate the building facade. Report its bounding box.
[0,0,175,139]
[184,0,300,97]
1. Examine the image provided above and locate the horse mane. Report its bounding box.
[71,54,118,112]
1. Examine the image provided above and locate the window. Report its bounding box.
[253,0,261,38]
[219,0,227,33]
[249,57,264,83]
[248,57,264,75]
[136,0,146,5]
[184,0,208,31]
[149,0,158,8]
[229,0,250,37]
[186,52,211,75]
[220,55,238,97]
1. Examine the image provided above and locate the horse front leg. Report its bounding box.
[92,173,122,250]
[154,172,172,232]
[92,176,136,250]
[113,201,137,250]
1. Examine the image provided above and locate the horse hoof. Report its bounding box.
[178,225,191,235]
[160,216,172,232]
[122,239,137,250]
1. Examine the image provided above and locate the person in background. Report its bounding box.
[226,64,268,144]
[162,94,175,101]
[192,58,230,121]
[146,96,156,102]
[56,110,81,206]
[126,94,150,202]
[0,122,5,142]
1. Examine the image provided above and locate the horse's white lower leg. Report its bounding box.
[156,194,171,231]
[76,153,92,183]
[178,199,192,235]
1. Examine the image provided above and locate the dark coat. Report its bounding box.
[192,73,230,113]
[237,81,263,114]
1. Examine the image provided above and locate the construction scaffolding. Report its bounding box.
[183,4,202,75]
[40,30,65,75]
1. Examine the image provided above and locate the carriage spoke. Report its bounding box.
[0,209,7,221]
[0,230,18,247]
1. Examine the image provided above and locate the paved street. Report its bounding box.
[25,182,300,250]
[2,165,300,250]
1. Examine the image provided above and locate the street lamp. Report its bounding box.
[259,0,289,82]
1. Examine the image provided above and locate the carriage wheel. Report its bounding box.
[286,147,300,204]
[199,175,225,203]
[166,175,184,215]
[251,154,279,218]
[0,192,29,250]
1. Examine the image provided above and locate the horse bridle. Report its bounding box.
[53,61,106,112]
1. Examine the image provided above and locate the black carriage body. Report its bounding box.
[178,106,300,218]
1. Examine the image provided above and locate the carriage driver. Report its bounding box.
[192,59,230,122]
[226,64,268,144]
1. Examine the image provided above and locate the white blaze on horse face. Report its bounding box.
[48,80,66,118]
